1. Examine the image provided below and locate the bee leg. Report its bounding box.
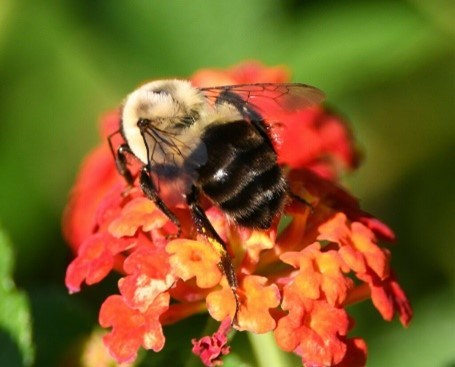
[139,166,182,238]
[108,130,135,186]
[115,144,135,186]
[289,190,314,213]
[186,185,240,324]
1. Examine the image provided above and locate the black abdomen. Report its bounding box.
[196,121,287,229]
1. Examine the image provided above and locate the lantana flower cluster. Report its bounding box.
[64,61,412,367]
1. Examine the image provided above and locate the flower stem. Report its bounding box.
[247,332,292,367]
[344,283,371,306]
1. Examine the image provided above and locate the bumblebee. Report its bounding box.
[111,80,325,320]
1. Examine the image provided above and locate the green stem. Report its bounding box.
[248,332,292,367]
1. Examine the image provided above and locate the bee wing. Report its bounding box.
[200,83,325,150]
[200,83,325,115]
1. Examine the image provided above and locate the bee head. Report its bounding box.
[122,79,203,132]
[121,80,205,165]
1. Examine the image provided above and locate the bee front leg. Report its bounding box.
[139,166,182,238]
[186,185,239,324]
[115,144,135,186]
[108,130,135,186]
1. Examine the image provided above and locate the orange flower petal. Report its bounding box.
[337,244,367,274]
[281,243,352,306]
[273,302,303,352]
[108,197,169,237]
[206,279,237,322]
[236,276,280,333]
[236,227,277,274]
[241,227,276,263]
[317,213,351,244]
[351,222,390,279]
[318,213,390,280]
[167,239,223,288]
[207,275,280,334]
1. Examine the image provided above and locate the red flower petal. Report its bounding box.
[227,60,290,83]
[277,107,359,179]
[192,318,232,367]
[275,294,349,366]
[191,60,289,87]
[63,145,122,251]
[334,338,367,367]
[65,232,133,293]
[119,244,175,312]
[358,271,413,326]
[358,216,396,243]
[99,292,170,363]
[289,169,396,242]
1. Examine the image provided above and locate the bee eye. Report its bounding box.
[153,89,169,95]
[180,116,193,125]
[180,111,199,126]
[137,118,151,129]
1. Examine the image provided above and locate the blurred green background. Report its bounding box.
[0,1,453,366]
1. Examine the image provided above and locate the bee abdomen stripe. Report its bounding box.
[234,193,284,229]
[218,165,286,218]
[200,144,276,202]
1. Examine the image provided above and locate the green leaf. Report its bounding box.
[0,225,34,366]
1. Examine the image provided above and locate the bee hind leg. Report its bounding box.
[288,190,314,213]
[139,166,182,238]
[186,185,240,324]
